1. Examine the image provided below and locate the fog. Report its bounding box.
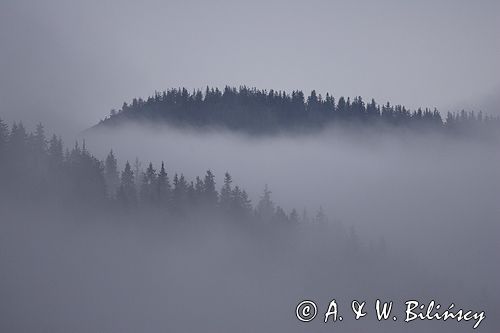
[1,0,500,330]
[2,123,497,332]
[84,123,500,253]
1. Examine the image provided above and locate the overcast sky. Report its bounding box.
[1,0,499,134]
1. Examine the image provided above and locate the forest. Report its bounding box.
[1,113,497,333]
[0,118,322,226]
[2,1,499,331]
[96,86,500,134]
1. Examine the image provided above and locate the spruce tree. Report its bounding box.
[9,122,28,153]
[0,118,9,158]
[193,176,204,205]
[133,157,142,189]
[33,123,47,155]
[219,172,232,212]
[172,173,188,212]
[48,135,64,170]
[140,162,157,204]
[274,206,288,224]
[203,170,218,206]
[104,150,120,198]
[240,189,252,214]
[257,184,275,220]
[315,206,327,224]
[117,161,137,206]
[156,161,171,207]
[29,123,48,188]
[289,208,299,225]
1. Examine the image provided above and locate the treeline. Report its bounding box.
[97,86,500,133]
[0,118,321,225]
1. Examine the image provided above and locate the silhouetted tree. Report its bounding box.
[172,173,189,212]
[230,185,252,216]
[140,162,157,204]
[289,208,299,225]
[0,118,9,185]
[193,176,204,205]
[133,157,142,189]
[0,117,8,152]
[31,123,47,157]
[274,206,289,224]
[257,184,275,221]
[65,141,106,204]
[203,170,218,206]
[48,134,64,171]
[219,172,232,212]
[104,150,120,198]
[156,161,171,208]
[314,206,327,224]
[117,161,137,206]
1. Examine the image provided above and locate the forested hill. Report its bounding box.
[95,86,499,134]
[0,119,309,225]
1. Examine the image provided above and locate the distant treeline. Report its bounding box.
[0,119,323,225]
[97,86,499,133]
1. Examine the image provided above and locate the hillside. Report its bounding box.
[95,86,498,134]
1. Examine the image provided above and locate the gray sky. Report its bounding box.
[1,0,499,134]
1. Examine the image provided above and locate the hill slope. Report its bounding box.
[95,86,498,134]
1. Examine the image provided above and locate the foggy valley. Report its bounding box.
[1,116,498,332]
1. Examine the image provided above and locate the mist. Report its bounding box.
[85,123,500,286]
[1,0,499,331]
[2,121,498,332]
[84,122,500,246]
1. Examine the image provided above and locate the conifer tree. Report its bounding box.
[171,173,189,211]
[140,162,157,203]
[117,161,137,206]
[32,123,47,154]
[257,184,275,220]
[219,172,233,212]
[9,122,27,152]
[193,176,204,205]
[337,96,347,117]
[240,189,252,214]
[104,150,120,198]
[48,134,63,170]
[315,206,327,224]
[187,181,196,206]
[203,170,218,206]
[156,161,171,207]
[133,157,142,189]
[8,122,29,176]
[0,118,9,184]
[289,208,299,224]
[28,123,48,187]
[229,185,251,216]
[0,118,9,158]
[274,206,289,224]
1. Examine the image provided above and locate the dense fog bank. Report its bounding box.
[1,202,497,332]
[84,122,500,252]
[1,120,498,332]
